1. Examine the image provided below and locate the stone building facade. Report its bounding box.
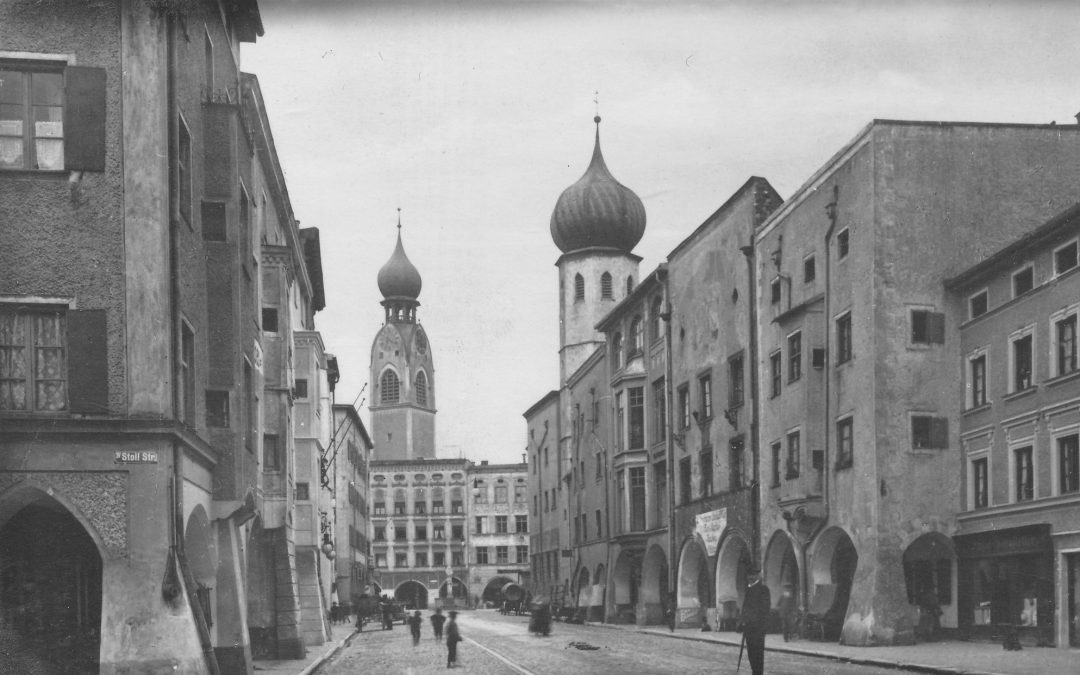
[331,403,374,612]
[947,203,1080,648]
[468,462,531,606]
[524,391,566,606]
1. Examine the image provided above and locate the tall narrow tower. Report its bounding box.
[550,116,646,384]
[370,218,436,460]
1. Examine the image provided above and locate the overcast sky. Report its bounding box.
[245,0,1080,464]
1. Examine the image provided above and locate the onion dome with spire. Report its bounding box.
[550,116,646,254]
[378,211,422,322]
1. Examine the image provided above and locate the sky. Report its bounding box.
[244,0,1080,464]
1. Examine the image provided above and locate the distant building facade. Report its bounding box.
[469,462,531,606]
[331,404,374,612]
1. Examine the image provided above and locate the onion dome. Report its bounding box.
[377,222,422,301]
[550,116,646,254]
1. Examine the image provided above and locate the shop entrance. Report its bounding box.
[0,499,102,674]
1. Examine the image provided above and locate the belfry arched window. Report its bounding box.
[601,272,613,300]
[574,273,585,301]
[380,369,400,403]
[626,276,634,295]
[415,371,428,406]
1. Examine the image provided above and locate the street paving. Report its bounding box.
[318,610,917,675]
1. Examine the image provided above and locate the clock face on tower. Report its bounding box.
[377,329,402,355]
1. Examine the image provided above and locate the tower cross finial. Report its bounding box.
[397,207,402,231]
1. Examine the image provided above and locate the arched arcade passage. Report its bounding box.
[676,539,712,628]
[395,580,429,609]
[716,532,753,629]
[611,551,640,624]
[807,526,858,641]
[640,545,668,625]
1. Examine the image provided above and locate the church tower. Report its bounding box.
[370,217,436,460]
[550,116,646,385]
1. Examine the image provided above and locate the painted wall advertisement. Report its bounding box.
[695,508,728,556]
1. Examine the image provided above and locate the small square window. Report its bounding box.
[294,378,308,399]
[804,256,816,283]
[1013,266,1034,297]
[262,307,279,332]
[263,434,280,470]
[296,482,309,501]
[911,415,947,450]
[969,291,988,319]
[1055,240,1078,275]
[911,309,945,345]
[206,390,229,427]
[837,229,850,259]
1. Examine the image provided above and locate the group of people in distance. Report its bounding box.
[403,607,462,669]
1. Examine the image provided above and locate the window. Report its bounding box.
[201,201,227,241]
[786,431,800,479]
[373,490,386,515]
[374,526,386,541]
[612,332,623,370]
[263,433,279,470]
[770,278,782,304]
[651,296,663,342]
[514,484,527,503]
[295,482,309,501]
[244,360,255,451]
[496,546,509,564]
[700,447,713,496]
[433,551,446,567]
[804,255,816,283]
[836,312,852,364]
[1013,266,1034,297]
[630,316,643,354]
[180,321,195,425]
[395,553,408,568]
[652,378,666,444]
[770,441,782,487]
[788,332,802,382]
[474,516,486,535]
[414,500,426,515]
[1011,331,1033,391]
[1014,446,1034,502]
[728,353,744,407]
[434,525,445,540]
[969,353,987,408]
[652,462,665,526]
[415,525,427,541]
[516,545,529,564]
[1054,312,1077,377]
[515,515,528,533]
[261,307,278,333]
[615,391,625,450]
[626,276,634,295]
[969,291,988,319]
[415,371,428,406]
[769,351,782,398]
[601,272,613,300]
[415,552,428,567]
[678,385,690,429]
[972,457,988,509]
[629,467,646,531]
[375,553,387,568]
[680,457,692,505]
[1055,240,1078,275]
[452,499,464,515]
[910,309,945,345]
[729,437,744,489]
[699,374,713,419]
[451,551,464,567]
[596,453,603,479]
[394,500,406,516]
[628,387,644,448]
[0,307,68,412]
[1059,434,1079,494]
[451,524,463,541]
[177,116,192,222]
[911,415,948,449]
[394,525,407,541]
[495,485,508,503]
[837,228,850,259]
[432,488,445,514]
[574,273,585,301]
[475,547,489,565]
[496,515,508,534]
[206,391,229,427]
[380,369,400,403]
[837,417,853,469]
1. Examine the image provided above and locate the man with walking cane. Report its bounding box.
[737,567,771,675]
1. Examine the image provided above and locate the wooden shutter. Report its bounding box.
[931,417,949,449]
[64,66,107,172]
[68,309,108,414]
[928,312,946,344]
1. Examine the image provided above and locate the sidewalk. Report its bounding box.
[251,625,356,675]
[598,623,1079,675]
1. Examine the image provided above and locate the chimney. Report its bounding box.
[481,460,488,466]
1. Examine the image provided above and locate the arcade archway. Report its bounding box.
[0,491,103,673]
[677,539,712,627]
[716,532,753,628]
[611,550,639,623]
[395,580,429,609]
[808,526,858,641]
[641,545,669,625]
[903,532,955,628]
[481,576,514,605]
[575,567,590,607]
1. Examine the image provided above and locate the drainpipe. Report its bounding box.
[739,245,761,569]
[661,271,677,616]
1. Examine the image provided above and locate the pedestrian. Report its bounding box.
[665,593,676,632]
[408,610,423,646]
[381,600,393,631]
[778,583,795,642]
[738,567,771,675]
[431,607,446,642]
[445,610,462,668]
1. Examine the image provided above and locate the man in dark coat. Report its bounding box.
[430,607,446,642]
[445,610,462,668]
[738,568,771,675]
[408,610,423,646]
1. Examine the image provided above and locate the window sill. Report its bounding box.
[1003,386,1038,402]
[963,402,992,416]
[834,460,853,471]
[0,168,69,179]
[1046,369,1080,388]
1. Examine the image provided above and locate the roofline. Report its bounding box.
[668,176,780,259]
[595,264,667,331]
[566,345,605,389]
[368,458,472,467]
[555,247,643,266]
[944,201,1080,289]
[523,390,560,419]
[333,403,372,448]
[470,463,529,472]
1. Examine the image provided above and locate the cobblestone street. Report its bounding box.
[317,610,917,675]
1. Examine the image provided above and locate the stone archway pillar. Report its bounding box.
[214,520,253,674]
